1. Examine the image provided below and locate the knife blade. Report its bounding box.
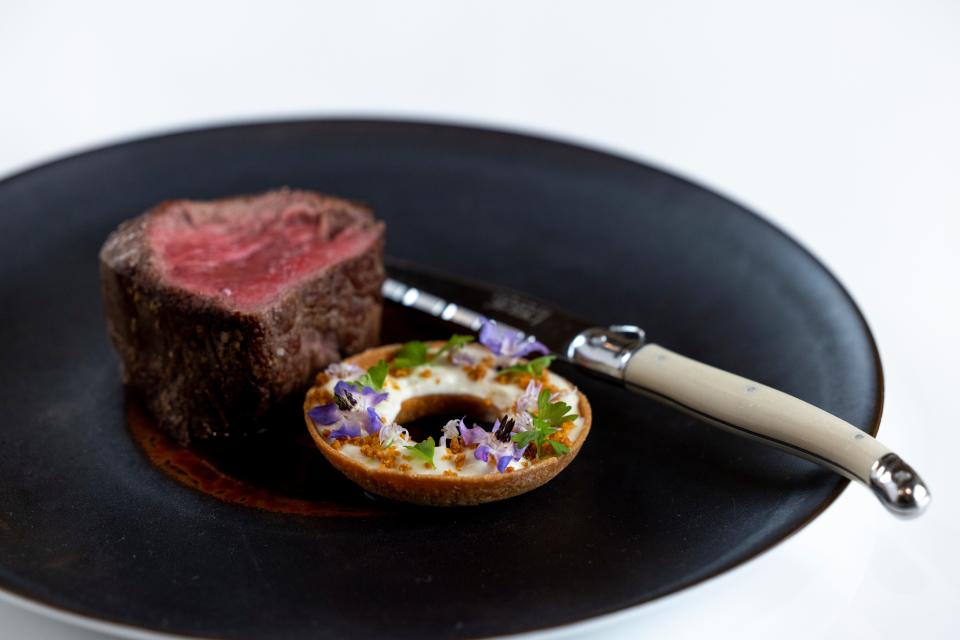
[380,256,930,518]
[383,256,644,373]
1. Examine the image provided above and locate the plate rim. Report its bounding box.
[0,116,885,639]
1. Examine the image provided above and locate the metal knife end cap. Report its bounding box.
[869,453,931,518]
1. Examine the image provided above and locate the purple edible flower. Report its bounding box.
[324,362,364,379]
[439,418,465,448]
[309,381,388,440]
[458,421,490,446]
[516,380,542,414]
[307,403,340,426]
[478,319,549,365]
[458,416,528,473]
[332,381,388,411]
[450,349,476,366]
[511,411,534,433]
[379,421,409,447]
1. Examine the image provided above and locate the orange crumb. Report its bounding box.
[465,363,489,380]
[419,368,432,378]
[305,387,334,406]
[443,470,457,477]
[351,435,403,468]
[495,370,535,389]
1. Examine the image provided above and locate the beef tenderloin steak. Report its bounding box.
[99,188,385,444]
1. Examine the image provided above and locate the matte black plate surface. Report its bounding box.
[0,120,881,639]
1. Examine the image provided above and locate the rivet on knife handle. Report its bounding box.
[567,329,931,518]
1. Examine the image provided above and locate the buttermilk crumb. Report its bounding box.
[306,387,334,406]
[443,470,458,477]
[360,441,403,468]
[464,363,489,381]
[494,370,549,390]
[553,420,575,448]
[419,368,433,378]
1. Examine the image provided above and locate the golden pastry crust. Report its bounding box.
[303,344,592,506]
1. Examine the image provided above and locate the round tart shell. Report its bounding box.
[303,344,592,506]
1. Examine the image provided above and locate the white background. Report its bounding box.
[1,1,958,638]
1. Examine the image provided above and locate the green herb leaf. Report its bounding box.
[392,341,430,368]
[547,440,570,455]
[432,334,475,361]
[509,390,576,458]
[512,429,548,448]
[528,355,556,376]
[350,359,389,391]
[537,389,577,428]
[405,437,436,466]
[497,355,556,377]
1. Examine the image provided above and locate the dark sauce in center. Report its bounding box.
[402,411,494,443]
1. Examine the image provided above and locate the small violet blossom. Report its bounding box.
[324,362,364,379]
[503,380,542,433]
[516,380,542,414]
[460,416,528,473]
[439,418,465,449]
[307,380,388,440]
[450,349,476,366]
[478,319,549,366]
[379,421,409,447]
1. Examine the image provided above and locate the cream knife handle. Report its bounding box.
[568,329,930,517]
[624,344,929,517]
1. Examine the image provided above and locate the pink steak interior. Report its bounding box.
[149,202,379,309]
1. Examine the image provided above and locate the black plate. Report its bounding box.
[0,120,881,639]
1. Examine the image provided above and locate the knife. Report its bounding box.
[382,257,930,518]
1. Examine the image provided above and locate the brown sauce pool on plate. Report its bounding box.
[126,401,387,517]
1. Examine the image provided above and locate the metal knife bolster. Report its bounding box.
[565,325,647,379]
